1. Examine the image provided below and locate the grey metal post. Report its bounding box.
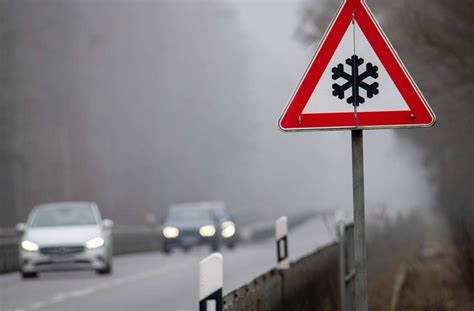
[351,129,368,311]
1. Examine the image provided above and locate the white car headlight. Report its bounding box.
[221,221,236,238]
[163,226,179,238]
[85,237,105,249]
[199,225,216,237]
[21,240,39,252]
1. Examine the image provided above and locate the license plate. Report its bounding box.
[49,255,73,263]
[182,237,198,245]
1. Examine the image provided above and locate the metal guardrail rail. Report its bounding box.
[223,243,339,311]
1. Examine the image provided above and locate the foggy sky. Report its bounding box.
[3,0,434,225]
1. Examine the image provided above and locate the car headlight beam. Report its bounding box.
[163,226,179,239]
[221,221,236,238]
[21,240,39,252]
[199,225,216,237]
[85,237,105,249]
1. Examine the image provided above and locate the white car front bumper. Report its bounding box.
[20,245,109,273]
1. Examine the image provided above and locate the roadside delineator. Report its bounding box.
[199,253,223,311]
[275,216,289,270]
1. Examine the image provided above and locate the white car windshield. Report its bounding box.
[31,205,97,227]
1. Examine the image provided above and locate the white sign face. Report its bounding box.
[303,22,410,114]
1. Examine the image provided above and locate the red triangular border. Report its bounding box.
[279,0,435,131]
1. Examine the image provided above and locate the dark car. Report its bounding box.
[161,203,220,253]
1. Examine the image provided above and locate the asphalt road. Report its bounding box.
[0,217,335,311]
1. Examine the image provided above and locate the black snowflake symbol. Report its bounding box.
[331,55,379,107]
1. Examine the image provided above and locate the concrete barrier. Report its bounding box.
[112,227,162,255]
[0,237,19,274]
[223,244,339,311]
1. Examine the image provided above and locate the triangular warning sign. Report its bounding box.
[279,0,435,131]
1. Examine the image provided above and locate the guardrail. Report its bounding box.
[223,244,339,311]
[200,216,352,311]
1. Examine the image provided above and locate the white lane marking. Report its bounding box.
[11,263,185,311]
[49,293,67,303]
[28,301,48,309]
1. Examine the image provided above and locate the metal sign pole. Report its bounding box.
[351,129,368,311]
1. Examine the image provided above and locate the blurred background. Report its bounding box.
[0,0,472,310]
[0,0,438,227]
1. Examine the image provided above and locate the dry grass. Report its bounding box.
[366,212,473,311]
[396,248,473,311]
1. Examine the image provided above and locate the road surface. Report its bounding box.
[0,217,334,311]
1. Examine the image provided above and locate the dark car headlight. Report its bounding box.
[221,221,236,238]
[163,226,179,238]
[199,225,216,237]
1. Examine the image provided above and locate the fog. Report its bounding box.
[1,0,434,226]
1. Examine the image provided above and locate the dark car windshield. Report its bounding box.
[31,205,97,227]
[167,207,213,223]
[209,207,228,220]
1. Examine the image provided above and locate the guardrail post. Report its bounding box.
[338,216,355,311]
[275,216,289,270]
[345,223,355,311]
[199,253,223,311]
[336,211,346,311]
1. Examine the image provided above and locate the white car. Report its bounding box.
[17,202,113,278]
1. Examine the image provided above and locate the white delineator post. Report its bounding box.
[275,216,289,270]
[199,253,223,311]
